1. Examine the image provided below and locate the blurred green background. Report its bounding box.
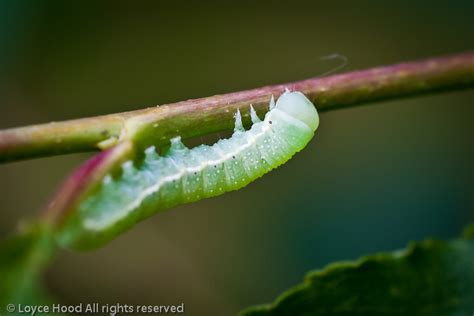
[0,1,473,315]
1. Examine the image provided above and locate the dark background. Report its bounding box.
[0,1,473,315]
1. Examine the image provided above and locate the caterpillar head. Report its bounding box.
[275,91,319,132]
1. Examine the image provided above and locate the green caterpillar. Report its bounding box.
[57,91,319,249]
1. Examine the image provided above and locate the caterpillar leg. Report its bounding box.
[144,145,159,163]
[234,109,244,132]
[269,95,276,110]
[250,105,261,124]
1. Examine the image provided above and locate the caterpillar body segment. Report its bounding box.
[57,91,319,249]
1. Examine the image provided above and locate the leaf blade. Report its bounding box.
[241,232,474,316]
[0,224,56,310]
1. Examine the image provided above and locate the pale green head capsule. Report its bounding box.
[275,91,319,132]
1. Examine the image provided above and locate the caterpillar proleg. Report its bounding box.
[57,91,319,249]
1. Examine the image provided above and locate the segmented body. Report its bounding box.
[58,91,319,249]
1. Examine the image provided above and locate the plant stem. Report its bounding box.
[1,52,473,163]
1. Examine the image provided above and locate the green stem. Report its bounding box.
[1,52,473,163]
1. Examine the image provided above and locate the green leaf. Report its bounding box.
[241,230,474,316]
[0,223,56,313]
